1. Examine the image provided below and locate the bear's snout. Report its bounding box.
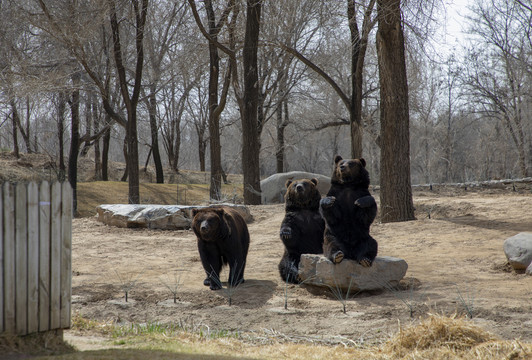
[200,220,210,232]
[296,184,305,192]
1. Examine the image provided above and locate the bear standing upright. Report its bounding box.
[279,178,325,283]
[192,207,250,290]
[320,155,378,266]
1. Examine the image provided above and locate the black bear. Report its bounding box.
[320,155,378,267]
[192,207,250,290]
[279,178,325,283]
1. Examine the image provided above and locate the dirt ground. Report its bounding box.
[67,188,532,349]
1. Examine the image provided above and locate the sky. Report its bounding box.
[438,0,473,57]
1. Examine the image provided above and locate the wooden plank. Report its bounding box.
[15,183,28,335]
[3,183,15,333]
[60,182,72,329]
[0,183,4,333]
[50,182,61,330]
[38,181,51,332]
[27,182,39,334]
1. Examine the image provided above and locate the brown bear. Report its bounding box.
[319,155,378,266]
[191,206,250,290]
[279,178,325,283]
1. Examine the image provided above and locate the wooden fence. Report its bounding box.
[1,181,72,336]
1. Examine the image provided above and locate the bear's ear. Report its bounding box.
[212,207,225,216]
[359,158,366,167]
[310,178,318,186]
[285,179,293,188]
[191,208,199,217]
[334,155,343,164]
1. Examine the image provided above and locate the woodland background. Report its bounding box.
[0,0,531,211]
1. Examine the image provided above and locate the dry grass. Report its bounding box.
[5,314,529,359]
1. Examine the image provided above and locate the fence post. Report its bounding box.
[38,181,51,332]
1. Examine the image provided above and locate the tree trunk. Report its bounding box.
[276,94,289,173]
[93,96,102,180]
[68,73,81,215]
[198,134,206,172]
[102,121,111,181]
[10,99,20,158]
[80,91,93,157]
[108,0,147,204]
[376,0,415,222]
[121,137,129,182]
[22,97,32,153]
[241,0,262,205]
[205,0,223,200]
[148,85,164,183]
[57,92,66,179]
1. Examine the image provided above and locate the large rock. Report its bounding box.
[96,204,252,230]
[298,254,408,292]
[503,232,532,270]
[260,171,331,204]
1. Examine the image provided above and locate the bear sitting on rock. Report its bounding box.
[192,207,250,290]
[320,155,378,267]
[279,178,325,283]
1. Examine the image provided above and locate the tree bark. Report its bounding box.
[68,72,81,215]
[376,0,415,222]
[10,99,20,158]
[102,120,111,181]
[108,0,148,204]
[241,0,262,205]
[276,68,288,173]
[57,92,66,179]
[93,95,102,180]
[147,85,164,183]
[205,0,224,200]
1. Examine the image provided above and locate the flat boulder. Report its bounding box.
[503,232,532,270]
[96,204,252,230]
[298,254,408,292]
[261,171,330,204]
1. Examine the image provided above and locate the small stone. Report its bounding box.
[298,254,408,292]
[503,232,532,270]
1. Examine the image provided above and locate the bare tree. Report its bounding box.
[462,0,531,177]
[277,0,377,158]
[108,0,148,203]
[376,0,415,222]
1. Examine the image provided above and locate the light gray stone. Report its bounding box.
[96,203,252,230]
[298,254,408,292]
[526,262,532,276]
[503,232,532,270]
[260,171,331,204]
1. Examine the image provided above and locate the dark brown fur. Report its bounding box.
[279,178,325,283]
[320,155,378,266]
[192,207,250,290]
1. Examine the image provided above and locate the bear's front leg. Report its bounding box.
[280,226,292,241]
[320,196,336,209]
[355,195,376,208]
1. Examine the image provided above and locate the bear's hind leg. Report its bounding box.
[323,232,345,264]
[198,243,223,290]
[227,257,246,287]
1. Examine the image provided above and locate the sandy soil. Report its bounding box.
[67,190,532,349]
